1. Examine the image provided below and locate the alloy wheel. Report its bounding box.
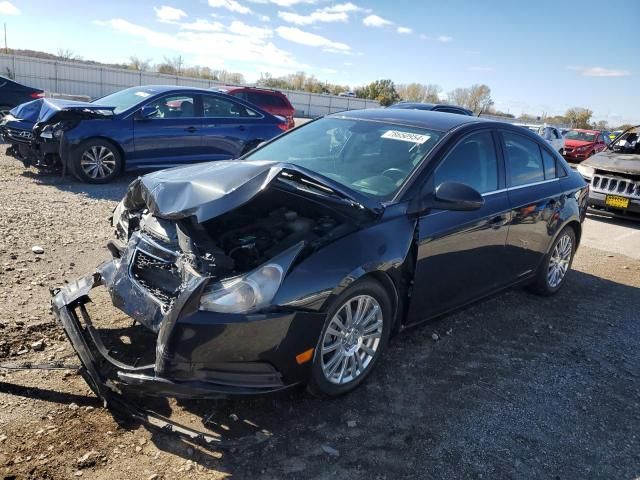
[321,294,383,385]
[80,145,117,179]
[548,233,572,288]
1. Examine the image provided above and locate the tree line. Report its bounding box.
[3,48,629,130]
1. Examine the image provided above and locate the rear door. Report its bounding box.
[200,94,263,159]
[132,93,202,167]
[501,130,564,279]
[406,128,512,323]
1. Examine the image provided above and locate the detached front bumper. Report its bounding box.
[51,260,325,401]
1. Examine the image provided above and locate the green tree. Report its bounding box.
[356,79,399,106]
[397,83,441,103]
[565,107,593,128]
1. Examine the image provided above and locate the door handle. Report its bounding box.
[185,126,198,133]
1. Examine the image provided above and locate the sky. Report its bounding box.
[1,0,638,125]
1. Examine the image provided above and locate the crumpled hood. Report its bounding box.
[123,160,383,223]
[583,151,640,175]
[9,98,115,124]
[565,139,593,148]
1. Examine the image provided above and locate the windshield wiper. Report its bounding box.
[277,172,364,209]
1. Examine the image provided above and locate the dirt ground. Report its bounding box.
[0,152,638,480]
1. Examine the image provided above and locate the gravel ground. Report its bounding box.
[0,152,638,479]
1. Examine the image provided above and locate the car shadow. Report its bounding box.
[586,211,640,229]
[19,169,144,202]
[1,269,637,477]
[122,269,640,477]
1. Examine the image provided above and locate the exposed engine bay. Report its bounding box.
[116,186,354,281]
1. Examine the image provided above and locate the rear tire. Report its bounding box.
[307,278,392,397]
[71,139,122,184]
[528,226,576,296]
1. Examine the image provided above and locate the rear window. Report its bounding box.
[248,92,289,108]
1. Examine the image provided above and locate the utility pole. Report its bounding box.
[4,23,7,54]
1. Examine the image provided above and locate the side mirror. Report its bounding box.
[433,181,484,211]
[137,105,158,120]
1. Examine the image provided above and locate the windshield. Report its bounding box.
[565,130,596,142]
[610,126,640,154]
[245,117,443,199]
[92,87,159,114]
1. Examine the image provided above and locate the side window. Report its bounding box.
[433,131,499,194]
[541,148,557,179]
[247,92,266,106]
[503,132,545,187]
[202,96,259,118]
[145,95,197,119]
[553,128,561,139]
[230,91,248,101]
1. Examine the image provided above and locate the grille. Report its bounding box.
[131,249,181,309]
[591,174,640,199]
[5,127,33,143]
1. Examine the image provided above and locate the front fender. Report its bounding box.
[273,213,416,313]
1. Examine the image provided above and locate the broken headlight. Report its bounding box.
[199,263,284,314]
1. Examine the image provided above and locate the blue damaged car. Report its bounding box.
[9,85,287,183]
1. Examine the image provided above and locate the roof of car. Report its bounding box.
[388,102,473,113]
[126,85,214,94]
[329,108,484,132]
[219,85,284,95]
[570,128,599,133]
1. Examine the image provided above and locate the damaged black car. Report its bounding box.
[577,125,640,220]
[51,109,588,400]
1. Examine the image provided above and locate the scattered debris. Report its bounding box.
[431,333,440,341]
[68,402,79,411]
[31,339,45,351]
[76,450,99,468]
[321,444,340,457]
[31,246,45,254]
[347,420,357,428]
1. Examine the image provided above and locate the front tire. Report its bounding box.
[71,139,122,184]
[528,226,576,296]
[307,278,392,397]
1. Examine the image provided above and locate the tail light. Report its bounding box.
[30,92,44,99]
[277,122,288,131]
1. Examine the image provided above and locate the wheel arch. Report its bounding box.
[67,136,126,171]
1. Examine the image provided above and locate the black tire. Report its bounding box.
[70,139,122,184]
[307,278,392,397]
[528,226,576,296]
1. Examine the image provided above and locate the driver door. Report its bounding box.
[132,93,202,167]
[406,129,512,324]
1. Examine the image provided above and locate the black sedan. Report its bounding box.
[388,102,473,116]
[52,109,588,400]
[0,76,44,115]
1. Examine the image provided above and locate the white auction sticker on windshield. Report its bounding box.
[382,130,430,144]
[135,91,151,97]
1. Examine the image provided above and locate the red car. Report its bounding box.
[563,129,608,162]
[219,86,295,130]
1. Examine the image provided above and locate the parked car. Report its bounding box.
[562,129,608,162]
[388,102,473,116]
[52,109,588,401]
[609,130,623,141]
[577,125,640,220]
[0,99,41,165]
[517,124,565,153]
[8,85,287,183]
[218,86,295,130]
[338,91,356,97]
[0,76,44,115]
